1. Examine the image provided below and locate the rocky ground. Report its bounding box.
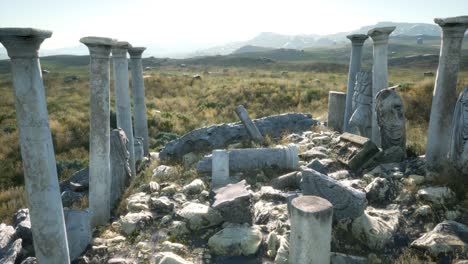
[1,127,467,264]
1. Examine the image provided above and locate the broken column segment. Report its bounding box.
[110,129,131,208]
[344,34,368,133]
[212,180,252,224]
[300,167,367,220]
[64,209,91,261]
[212,149,230,189]
[0,27,71,264]
[289,195,333,264]
[349,71,373,138]
[160,113,317,162]
[198,144,298,174]
[128,47,150,156]
[426,16,468,171]
[331,133,380,171]
[80,36,116,227]
[235,105,265,144]
[112,41,136,178]
[328,91,346,132]
[368,26,396,147]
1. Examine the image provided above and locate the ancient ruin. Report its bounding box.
[112,41,136,177]
[344,34,368,133]
[449,87,468,174]
[375,86,406,151]
[80,36,116,227]
[349,71,373,138]
[128,47,150,156]
[426,16,468,170]
[368,26,396,147]
[0,27,71,264]
[328,91,346,132]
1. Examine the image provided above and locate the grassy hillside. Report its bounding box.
[0,39,468,222]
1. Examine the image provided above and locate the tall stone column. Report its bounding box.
[112,42,136,177]
[368,26,395,147]
[0,28,70,263]
[80,36,116,227]
[426,16,468,170]
[128,47,150,156]
[343,34,368,133]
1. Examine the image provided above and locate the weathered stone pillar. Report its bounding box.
[198,144,299,174]
[128,47,150,156]
[235,105,265,144]
[212,149,230,189]
[110,129,130,208]
[328,91,346,132]
[368,26,395,147]
[426,16,468,170]
[289,195,333,264]
[344,34,368,133]
[80,36,116,227]
[112,42,136,177]
[0,27,70,263]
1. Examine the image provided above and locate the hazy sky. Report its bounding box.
[0,0,466,49]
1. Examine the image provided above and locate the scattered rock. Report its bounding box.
[365,177,397,205]
[351,205,401,250]
[417,187,457,207]
[150,196,175,213]
[275,236,289,264]
[160,241,188,256]
[126,192,150,212]
[411,220,467,258]
[149,181,160,193]
[178,203,223,230]
[61,190,85,207]
[161,184,179,196]
[155,252,193,264]
[168,221,190,238]
[271,171,301,190]
[208,224,262,256]
[331,252,368,264]
[182,179,206,195]
[212,180,252,224]
[300,167,367,220]
[119,211,152,235]
[332,133,380,171]
[13,208,32,246]
[152,165,177,180]
[0,238,22,264]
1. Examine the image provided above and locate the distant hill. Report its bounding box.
[193,22,446,56]
[232,45,274,54]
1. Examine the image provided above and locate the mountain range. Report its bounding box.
[0,21,457,60]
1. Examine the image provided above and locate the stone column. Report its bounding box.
[344,34,368,133]
[112,42,136,177]
[328,91,346,132]
[0,27,70,263]
[212,149,230,189]
[368,26,395,147]
[80,36,116,227]
[235,105,265,144]
[426,16,468,170]
[289,195,333,264]
[198,144,299,174]
[128,47,150,156]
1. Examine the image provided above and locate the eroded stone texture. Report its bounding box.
[112,42,135,177]
[411,220,468,257]
[128,47,150,156]
[235,105,265,144]
[299,167,366,220]
[375,87,406,153]
[212,180,252,224]
[449,87,468,174]
[160,113,316,162]
[344,34,368,133]
[426,16,468,170]
[332,133,380,171]
[81,36,116,227]
[368,26,396,147]
[328,91,346,132]
[0,27,70,263]
[289,196,333,264]
[64,209,91,261]
[110,129,131,208]
[207,224,262,256]
[197,144,298,174]
[349,71,372,138]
